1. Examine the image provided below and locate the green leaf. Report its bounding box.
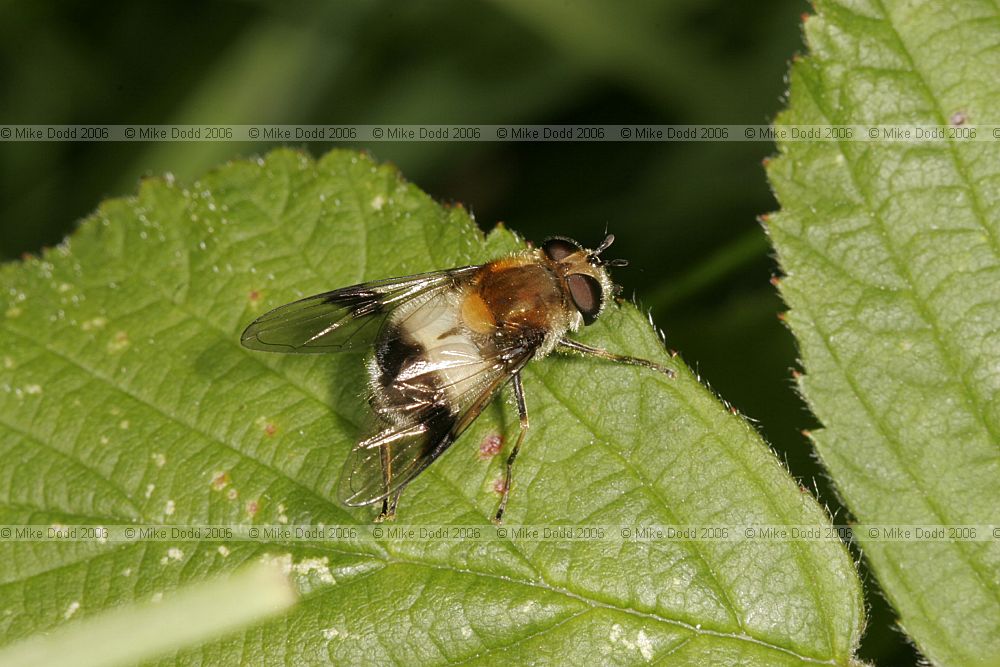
[766,2,1000,665]
[0,149,862,664]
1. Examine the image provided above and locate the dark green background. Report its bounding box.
[0,1,915,663]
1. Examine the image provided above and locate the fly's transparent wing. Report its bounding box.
[337,323,543,507]
[240,267,478,354]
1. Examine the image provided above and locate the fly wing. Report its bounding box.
[240,267,478,354]
[337,316,544,507]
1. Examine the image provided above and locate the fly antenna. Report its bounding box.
[589,234,624,266]
[594,234,615,255]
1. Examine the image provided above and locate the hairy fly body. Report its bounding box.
[241,235,674,523]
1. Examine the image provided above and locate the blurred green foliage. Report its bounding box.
[0,1,916,663]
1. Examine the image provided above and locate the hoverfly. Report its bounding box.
[241,235,674,523]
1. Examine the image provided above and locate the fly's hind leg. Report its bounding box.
[375,443,401,523]
[557,338,676,378]
[377,488,403,523]
[494,371,529,525]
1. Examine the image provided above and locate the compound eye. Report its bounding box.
[567,274,603,325]
[542,237,582,262]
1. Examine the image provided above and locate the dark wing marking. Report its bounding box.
[240,267,478,354]
[337,328,543,507]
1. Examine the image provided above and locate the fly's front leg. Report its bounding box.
[494,371,528,525]
[557,338,676,378]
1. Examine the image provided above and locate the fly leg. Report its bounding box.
[379,488,403,522]
[494,371,529,524]
[375,443,399,522]
[557,338,676,378]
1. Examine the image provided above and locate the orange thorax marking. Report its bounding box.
[461,291,496,334]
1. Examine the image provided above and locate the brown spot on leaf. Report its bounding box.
[210,471,230,491]
[478,434,504,460]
